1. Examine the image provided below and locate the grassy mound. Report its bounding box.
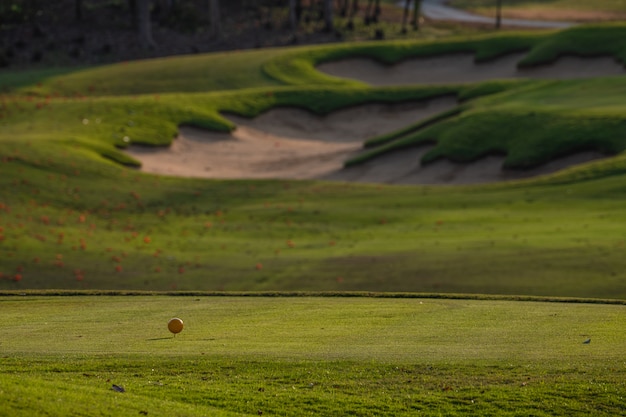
[351,76,626,171]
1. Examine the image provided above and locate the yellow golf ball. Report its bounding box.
[168,317,184,334]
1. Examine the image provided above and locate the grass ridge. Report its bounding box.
[1,290,625,305]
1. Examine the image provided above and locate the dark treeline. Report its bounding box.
[0,0,425,67]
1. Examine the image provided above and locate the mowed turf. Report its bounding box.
[1,295,625,416]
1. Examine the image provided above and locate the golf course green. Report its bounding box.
[1,21,626,416]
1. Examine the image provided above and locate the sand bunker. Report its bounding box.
[125,97,458,180]
[317,53,625,86]
[322,148,607,185]
[125,53,621,185]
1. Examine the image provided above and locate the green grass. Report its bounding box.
[1,24,626,297]
[351,76,626,169]
[2,154,626,297]
[14,49,287,97]
[3,23,626,416]
[1,295,625,416]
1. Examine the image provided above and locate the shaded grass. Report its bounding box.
[2,147,626,298]
[519,23,626,66]
[17,48,287,98]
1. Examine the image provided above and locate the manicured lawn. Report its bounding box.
[2,22,626,417]
[1,295,625,416]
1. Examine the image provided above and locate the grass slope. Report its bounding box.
[351,76,626,169]
[1,24,626,298]
[1,296,625,416]
[2,153,626,297]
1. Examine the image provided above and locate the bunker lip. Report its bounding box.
[316,53,625,86]
[124,53,623,185]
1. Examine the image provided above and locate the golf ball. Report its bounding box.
[168,317,184,334]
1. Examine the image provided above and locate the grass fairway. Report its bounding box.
[1,295,625,416]
[3,21,626,417]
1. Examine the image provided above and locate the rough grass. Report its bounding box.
[1,296,625,416]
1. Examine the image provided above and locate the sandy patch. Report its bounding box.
[317,53,625,86]
[125,53,620,185]
[323,147,607,185]
[125,97,457,180]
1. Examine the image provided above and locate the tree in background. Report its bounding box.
[208,0,221,39]
[401,0,410,33]
[75,0,83,21]
[496,0,502,29]
[323,0,334,31]
[412,0,422,30]
[346,0,358,30]
[136,0,156,48]
[288,0,298,30]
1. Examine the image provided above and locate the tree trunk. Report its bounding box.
[373,0,381,22]
[324,0,333,31]
[411,0,421,30]
[295,0,303,22]
[208,0,221,39]
[288,0,298,30]
[339,0,348,17]
[75,0,83,21]
[364,0,373,24]
[495,0,502,29]
[401,0,410,32]
[128,0,138,29]
[136,0,156,48]
[160,0,176,15]
[350,0,359,17]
